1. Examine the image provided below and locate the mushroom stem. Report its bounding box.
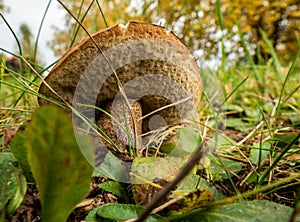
[97,99,142,158]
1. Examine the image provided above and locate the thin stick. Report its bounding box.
[230,120,265,172]
[135,138,208,222]
[139,96,191,120]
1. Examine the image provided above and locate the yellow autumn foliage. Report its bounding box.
[50,0,300,62]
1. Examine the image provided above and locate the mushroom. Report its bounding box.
[38,21,202,161]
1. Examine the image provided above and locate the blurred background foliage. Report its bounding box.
[0,0,9,13]
[46,0,300,64]
[0,0,4,12]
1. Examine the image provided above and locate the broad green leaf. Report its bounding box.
[245,108,260,119]
[160,127,201,155]
[225,104,244,112]
[176,127,202,153]
[85,208,106,222]
[246,172,268,184]
[225,118,253,131]
[262,101,275,114]
[98,181,128,200]
[87,203,166,222]
[249,142,270,165]
[10,123,34,182]
[176,174,225,201]
[26,105,94,222]
[160,140,177,154]
[131,156,183,184]
[94,151,128,182]
[288,115,300,125]
[168,200,293,222]
[214,133,237,147]
[275,132,300,149]
[0,152,26,214]
[208,155,244,181]
[174,188,214,212]
[175,173,201,193]
[131,156,184,205]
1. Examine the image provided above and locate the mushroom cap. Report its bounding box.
[38,21,202,127]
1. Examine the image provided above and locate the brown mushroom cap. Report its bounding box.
[38,21,202,128]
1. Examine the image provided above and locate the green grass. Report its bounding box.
[1,1,300,221]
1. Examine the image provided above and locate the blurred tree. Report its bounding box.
[50,0,300,63]
[20,23,33,58]
[2,24,34,74]
[14,23,39,73]
[221,0,300,62]
[19,23,44,73]
[0,0,9,13]
[1,24,34,74]
[0,0,4,12]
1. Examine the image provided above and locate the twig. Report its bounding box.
[134,138,208,222]
[230,120,265,171]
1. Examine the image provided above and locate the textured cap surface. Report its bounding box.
[38,21,202,126]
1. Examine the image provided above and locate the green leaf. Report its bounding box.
[160,127,201,155]
[176,174,225,201]
[262,101,275,114]
[175,173,200,193]
[0,152,26,215]
[85,208,106,222]
[208,155,244,181]
[26,105,94,222]
[275,132,300,148]
[87,203,166,222]
[245,108,260,119]
[169,200,293,222]
[225,118,253,131]
[160,140,177,154]
[94,151,128,182]
[10,123,34,182]
[177,127,202,153]
[249,142,270,165]
[174,188,215,212]
[98,181,128,200]
[214,133,237,147]
[130,156,187,206]
[160,127,201,156]
[131,156,183,183]
[225,104,244,112]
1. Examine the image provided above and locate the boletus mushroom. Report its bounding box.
[38,21,202,162]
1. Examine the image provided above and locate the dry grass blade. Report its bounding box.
[19,55,111,145]
[139,96,192,121]
[56,0,139,149]
[135,138,209,222]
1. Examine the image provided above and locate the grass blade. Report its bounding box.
[96,0,109,28]
[33,0,52,62]
[221,76,249,106]
[273,50,300,132]
[259,28,282,79]
[236,20,264,94]
[258,133,300,184]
